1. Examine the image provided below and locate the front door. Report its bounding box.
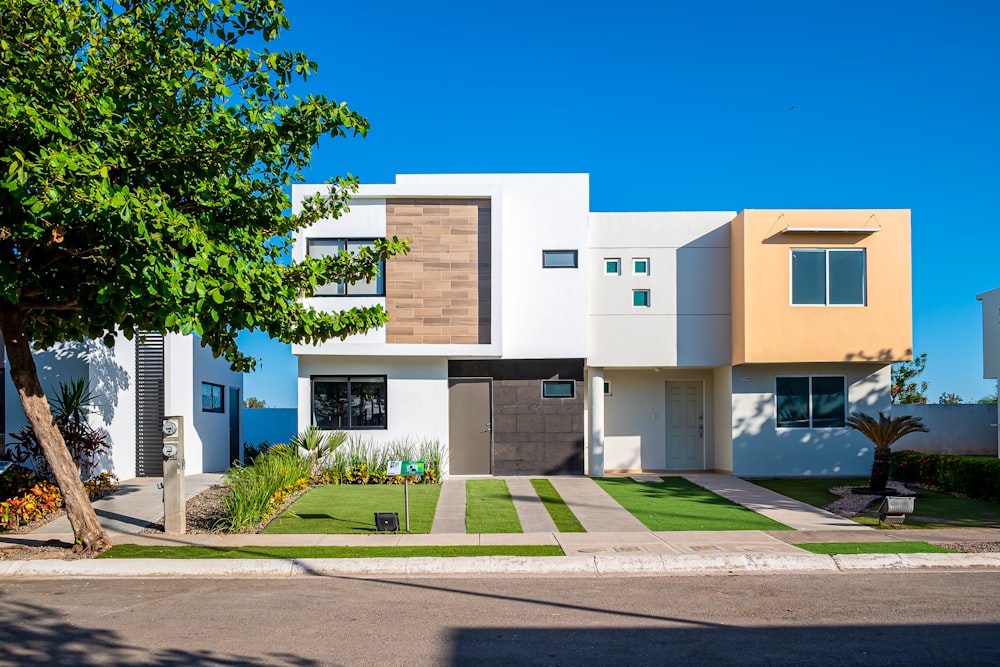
[448,378,492,475]
[665,381,704,470]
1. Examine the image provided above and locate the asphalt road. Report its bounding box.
[2,572,999,666]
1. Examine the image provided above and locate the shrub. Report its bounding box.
[320,436,444,485]
[219,446,312,532]
[0,481,62,530]
[242,441,271,465]
[84,471,119,501]
[892,450,1000,502]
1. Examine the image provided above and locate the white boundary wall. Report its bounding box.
[891,404,997,457]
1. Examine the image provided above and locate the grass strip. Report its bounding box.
[98,544,563,559]
[530,479,586,532]
[466,479,522,533]
[795,541,957,555]
[595,477,792,531]
[751,478,1000,528]
[261,484,441,534]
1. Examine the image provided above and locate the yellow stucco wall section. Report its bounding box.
[732,209,912,364]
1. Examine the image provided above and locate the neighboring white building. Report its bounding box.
[2,332,242,479]
[978,286,1000,455]
[293,174,914,478]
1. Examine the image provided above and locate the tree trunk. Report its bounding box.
[0,304,111,553]
[869,446,892,493]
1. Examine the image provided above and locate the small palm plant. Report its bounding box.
[846,411,929,492]
[289,426,348,477]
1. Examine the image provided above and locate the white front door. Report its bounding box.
[665,381,704,470]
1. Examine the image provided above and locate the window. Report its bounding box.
[312,376,387,430]
[307,239,385,296]
[542,380,575,398]
[605,258,621,275]
[791,249,865,305]
[633,289,650,307]
[542,250,578,268]
[603,382,612,396]
[776,376,846,428]
[633,258,649,275]
[201,382,224,413]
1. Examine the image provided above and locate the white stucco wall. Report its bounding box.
[730,363,890,476]
[297,355,449,453]
[190,339,243,473]
[980,287,1000,380]
[589,212,735,367]
[890,404,997,456]
[601,368,717,471]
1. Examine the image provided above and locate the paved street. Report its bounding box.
[2,572,999,666]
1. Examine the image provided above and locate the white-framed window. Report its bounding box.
[312,376,387,430]
[633,289,650,308]
[605,258,621,275]
[791,248,865,306]
[201,382,224,413]
[603,381,612,396]
[307,239,385,296]
[775,376,846,428]
[542,249,578,268]
[633,258,650,275]
[542,380,575,398]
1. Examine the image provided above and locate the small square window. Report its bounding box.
[605,258,620,275]
[202,382,224,413]
[633,289,650,307]
[542,250,578,268]
[603,382,612,396]
[633,258,649,275]
[542,380,575,398]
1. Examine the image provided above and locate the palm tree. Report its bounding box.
[846,411,929,492]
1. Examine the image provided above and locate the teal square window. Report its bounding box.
[605,258,620,275]
[633,258,649,274]
[633,290,650,307]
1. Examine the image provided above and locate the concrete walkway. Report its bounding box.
[549,477,649,532]
[504,477,558,533]
[30,473,224,536]
[430,478,466,534]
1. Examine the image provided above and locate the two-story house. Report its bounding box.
[292,174,913,478]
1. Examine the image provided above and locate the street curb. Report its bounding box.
[2,553,1000,577]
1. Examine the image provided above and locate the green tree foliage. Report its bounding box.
[846,411,929,492]
[243,397,268,409]
[0,0,406,551]
[937,392,964,405]
[891,353,928,404]
[979,393,999,405]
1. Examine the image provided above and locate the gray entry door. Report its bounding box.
[665,381,704,470]
[448,378,492,475]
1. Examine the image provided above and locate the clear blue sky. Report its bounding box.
[239,0,1000,407]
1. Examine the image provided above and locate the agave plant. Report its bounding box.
[846,411,929,492]
[289,426,347,476]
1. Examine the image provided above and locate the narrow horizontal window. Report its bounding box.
[633,289,650,307]
[605,258,620,275]
[633,258,649,275]
[542,250,578,268]
[542,380,575,398]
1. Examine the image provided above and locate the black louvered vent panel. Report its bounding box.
[135,333,165,477]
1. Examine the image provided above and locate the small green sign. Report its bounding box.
[401,460,424,476]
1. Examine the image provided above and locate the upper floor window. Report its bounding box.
[202,382,224,413]
[633,258,650,275]
[307,239,385,296]
[776,376,846,428]
[542,250,578,268]
[791,248,865,306]
[605,258,621,275]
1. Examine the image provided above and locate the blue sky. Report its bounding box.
[238,0,1000,407]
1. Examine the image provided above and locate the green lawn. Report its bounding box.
[595,477,791,531]
[466,479,522,533]
[750,478,1000,529]
[795,541,957,555]
[261,484,441,534]
[530,478,586,532]
[98,544,563,559]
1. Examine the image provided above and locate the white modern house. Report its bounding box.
[293,173,914,478]
[978,286,1000,454]
[2,332,243,479]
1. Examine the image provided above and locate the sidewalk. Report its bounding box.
[3,473,999,577]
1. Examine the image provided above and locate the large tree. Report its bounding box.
[891,353,928,404]
[0,0,406,552]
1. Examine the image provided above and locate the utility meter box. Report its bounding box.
[162,416,185,534]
